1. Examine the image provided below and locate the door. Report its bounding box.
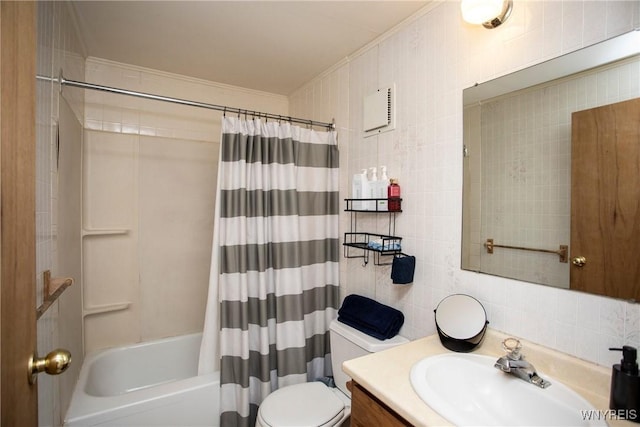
[570,97,640,300]
[1,2,38,425]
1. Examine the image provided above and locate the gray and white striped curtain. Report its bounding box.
[215,117,340,426]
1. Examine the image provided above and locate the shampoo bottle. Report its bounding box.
[378,166,389,211]
[351,169,368,210]
[610,346,640,422]
[368,167,377,210]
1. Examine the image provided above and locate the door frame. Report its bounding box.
[1,2,38,426]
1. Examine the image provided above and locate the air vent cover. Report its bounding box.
[363,84,396,137]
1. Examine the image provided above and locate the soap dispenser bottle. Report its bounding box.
[351,169,368,211]
[378,166,389,211]
[368,167,377,211]
[610,345,640,422]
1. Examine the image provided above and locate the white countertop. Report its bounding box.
[342,329,632,427]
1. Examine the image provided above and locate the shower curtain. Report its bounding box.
[200,116,340,427]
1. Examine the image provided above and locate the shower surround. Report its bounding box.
[81,59,289,354]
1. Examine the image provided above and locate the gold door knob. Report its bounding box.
[28,349,71,384]
[571,256,586,267]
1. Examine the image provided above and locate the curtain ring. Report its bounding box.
[223,107,226,118]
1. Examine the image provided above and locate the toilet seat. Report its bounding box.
[256,382,347,427]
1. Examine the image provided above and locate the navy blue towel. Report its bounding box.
[337,294,404,340]
[391,254,415,284]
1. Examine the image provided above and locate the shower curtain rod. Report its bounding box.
[36,74,335,130]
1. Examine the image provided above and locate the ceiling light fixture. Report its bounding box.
[461,0,513,29]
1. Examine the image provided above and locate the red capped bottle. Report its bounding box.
[388,178,401,212]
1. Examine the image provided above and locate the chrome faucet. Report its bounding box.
[494,338,551,389]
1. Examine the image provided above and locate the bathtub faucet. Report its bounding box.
[493,338,551,389]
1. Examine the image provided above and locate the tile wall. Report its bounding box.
[36,2,85,425]
[290,0,640,368]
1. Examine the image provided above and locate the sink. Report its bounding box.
[410,353,607,426]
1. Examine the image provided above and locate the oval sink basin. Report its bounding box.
[410,353,607,426]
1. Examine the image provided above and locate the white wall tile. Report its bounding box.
[36,2,85,425]
[290,0,640,367]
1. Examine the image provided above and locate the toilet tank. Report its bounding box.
[329,319,408,396]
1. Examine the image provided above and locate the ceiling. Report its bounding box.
[70,1,430,95]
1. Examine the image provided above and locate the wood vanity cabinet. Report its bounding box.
[349,381,413,426]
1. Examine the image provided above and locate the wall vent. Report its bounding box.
[363,84,396,137]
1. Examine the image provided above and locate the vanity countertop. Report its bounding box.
[342,329,632,427]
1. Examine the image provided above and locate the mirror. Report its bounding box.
[462,30,640,296]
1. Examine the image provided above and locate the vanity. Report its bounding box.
[344,329,632,426]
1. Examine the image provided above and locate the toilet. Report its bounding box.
[255,319,409,427]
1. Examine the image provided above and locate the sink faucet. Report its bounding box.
[494,338,551,388]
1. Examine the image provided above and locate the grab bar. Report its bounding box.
[484,238,568,263]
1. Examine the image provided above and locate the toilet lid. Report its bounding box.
[258,382,345,427]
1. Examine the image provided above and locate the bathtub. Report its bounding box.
[64,333,219,426]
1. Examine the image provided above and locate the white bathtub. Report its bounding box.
[64,333,219,426]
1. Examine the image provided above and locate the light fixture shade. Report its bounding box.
[461,0,504,25]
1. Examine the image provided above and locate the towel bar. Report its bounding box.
[484,238,568,263]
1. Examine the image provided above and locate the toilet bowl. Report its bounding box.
[255,381,350,427]
[255,319,408,427]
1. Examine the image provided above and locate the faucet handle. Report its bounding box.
[502,337,522,360]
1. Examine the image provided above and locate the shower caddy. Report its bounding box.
[343,198,402,266]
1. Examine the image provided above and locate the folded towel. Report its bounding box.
[337,294,404,340]
[367,238,401,251]
[391,254,416,284]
